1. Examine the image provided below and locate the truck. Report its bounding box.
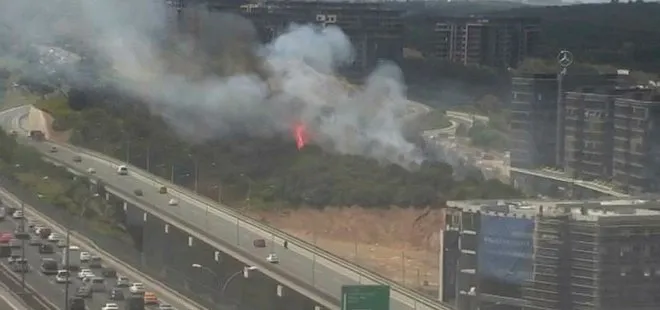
[28,130,45,141]
[62,246,81,271]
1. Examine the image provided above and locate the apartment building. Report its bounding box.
[612,91,660,194]
[428,16,540,68]
[509,74,622,170]
[563,90,616,181]
[442,198,660,310]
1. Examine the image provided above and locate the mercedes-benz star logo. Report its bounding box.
[557,50,574,68]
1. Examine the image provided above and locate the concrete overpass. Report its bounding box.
[5,105,453,310]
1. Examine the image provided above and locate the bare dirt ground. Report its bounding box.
[249,206,444,295]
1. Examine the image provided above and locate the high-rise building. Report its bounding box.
[612,91,660,194]
[442,198,660,310]
[509,73,622,171]
[428,16,540,68]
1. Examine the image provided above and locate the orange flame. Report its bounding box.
[294,123,308,150]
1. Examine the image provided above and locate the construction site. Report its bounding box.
[442,198,660,310]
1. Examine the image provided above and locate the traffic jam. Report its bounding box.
[0,202,176,310]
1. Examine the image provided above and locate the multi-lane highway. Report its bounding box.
[0,185,206,310]
[3,105,452,310]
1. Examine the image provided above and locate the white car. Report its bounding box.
[116,276,130,287]
[102,303,120,310]
[117,165,128,175]
[77,269,94,279]
[55,270,70,283]
[129,282,145,294]
[159,304,175,310]
[80,251,91,262]
[12,210,23,219]
[47,233,60,242]
[87,167,96,174]
[266,253,279,264]
[168,199,178,206]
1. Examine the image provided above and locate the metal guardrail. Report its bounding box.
[0,262,57,310]
[39,142,452,310]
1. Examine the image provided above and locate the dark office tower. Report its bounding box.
[612,91,660,194]
[239,1,404,77]
[563,89,617,181]
[428,16,540,68]
[510,74,559,170]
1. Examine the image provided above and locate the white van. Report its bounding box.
[117,165,128,175]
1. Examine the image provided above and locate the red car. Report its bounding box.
[0,233,13,244]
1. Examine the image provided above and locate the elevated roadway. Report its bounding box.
[3,105,452,310]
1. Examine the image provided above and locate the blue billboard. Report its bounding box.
[478,215,534,284]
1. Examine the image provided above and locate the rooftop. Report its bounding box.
[447,198,660,221]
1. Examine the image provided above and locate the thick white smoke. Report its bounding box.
[0,0,424,168]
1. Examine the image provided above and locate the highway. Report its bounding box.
[0,186,206,310]
[3,104,452,310]
[0,283,30,310]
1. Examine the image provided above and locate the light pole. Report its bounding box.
[19,202,25,292]
[191,264,257,301]
[240,174,252,207]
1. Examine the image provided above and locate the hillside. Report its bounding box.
[36,89,523,210]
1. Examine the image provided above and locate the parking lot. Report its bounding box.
[0,205,176,310]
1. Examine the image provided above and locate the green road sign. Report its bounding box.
[341,285,390,310]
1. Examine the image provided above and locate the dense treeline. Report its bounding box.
[35,86,523,209]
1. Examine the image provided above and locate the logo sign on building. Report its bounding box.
[478,215,535,284]
[341,285,390,310]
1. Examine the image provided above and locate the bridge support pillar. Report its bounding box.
[314,306,322,310]
[105,192,110,201]
[123,201,128,212]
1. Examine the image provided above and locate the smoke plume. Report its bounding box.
[0,0,425,168]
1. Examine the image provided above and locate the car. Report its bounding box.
[40,258,59,275]
[159,304,175,310]
[159,186,168,194]
[89,256,102,268]
[49,146,58,153]
[116,276,130,287]
[72,155,82,163]
[8,254,21,264]
[143,292,158,305]
[129,282,145,294]
[57,240,67,248]
[109,288,125,300]
[9,239,22,249]
[101,267,117,278]
[39,244,54,254]
[47,233,60,242]
[55,270,70,283]
[29,238,41,246]
[134,189,143,196]
[102,303,120,310]
[168,198,178,206]
[69,297,86,310]
[77,269,94,279]
[87,167,96,174]
[75,285,92,298]
[117,165,128,175]
[89,276,106,292]
[80,251,91,262]
[266,253,279,264]
[11,210,23,219]
[11,260,28,273]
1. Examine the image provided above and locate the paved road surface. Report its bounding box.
[2,105,441,310]
[0,286,29,310]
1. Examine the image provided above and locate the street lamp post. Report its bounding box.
[240,174,252,208]
[191,264,257,303]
